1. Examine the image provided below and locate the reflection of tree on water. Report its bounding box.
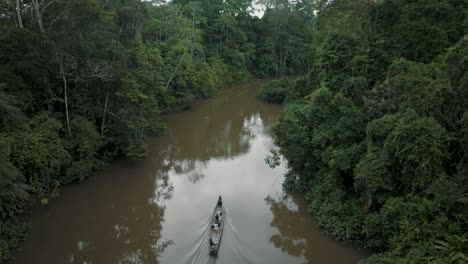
[62,155,176,264]
[265,194,308,258]
[159,110,278,185]
[110,157,176,264]
[118,240,174,264]
[152,169,174,206]
[242,113,266,139]
[172,160,207,184]
[160,81,280,163]
[266,193,366,263]
[163,114,252,161]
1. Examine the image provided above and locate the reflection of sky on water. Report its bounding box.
[156,111,297,263]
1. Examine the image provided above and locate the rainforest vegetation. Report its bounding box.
[0,0,467,262]
[0,0,253,260]
[260,0,468,263]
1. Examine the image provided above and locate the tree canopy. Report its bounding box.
[259,0,468,263]
[0,0,257,260]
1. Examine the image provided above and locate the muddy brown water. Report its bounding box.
[13,80,369,264]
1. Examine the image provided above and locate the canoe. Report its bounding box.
[209,196,225,255]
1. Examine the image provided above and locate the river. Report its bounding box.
[13,80,368,264]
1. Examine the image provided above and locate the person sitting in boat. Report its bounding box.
[210,238,218,245]
[217,196,222,207]
[215,214,222,225]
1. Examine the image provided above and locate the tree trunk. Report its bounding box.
[101,86,109,136]
[62,70,71,136]
[219,26,224,50]
[56,50,71,136]
[16,0,23,29]
[190,9,195,58]
[31,0,58,41]
[166,53,185,90]
[31,0,47,40]
[37,14,46,39]
[283,48,289,68]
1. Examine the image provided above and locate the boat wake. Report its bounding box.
[179,208,253,264]
[181,214,213,264]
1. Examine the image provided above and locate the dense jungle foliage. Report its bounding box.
[259,0,468,263]
[0,0,258,260]
[1,0,467,262]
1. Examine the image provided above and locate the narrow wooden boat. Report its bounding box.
[209,196,225,255]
